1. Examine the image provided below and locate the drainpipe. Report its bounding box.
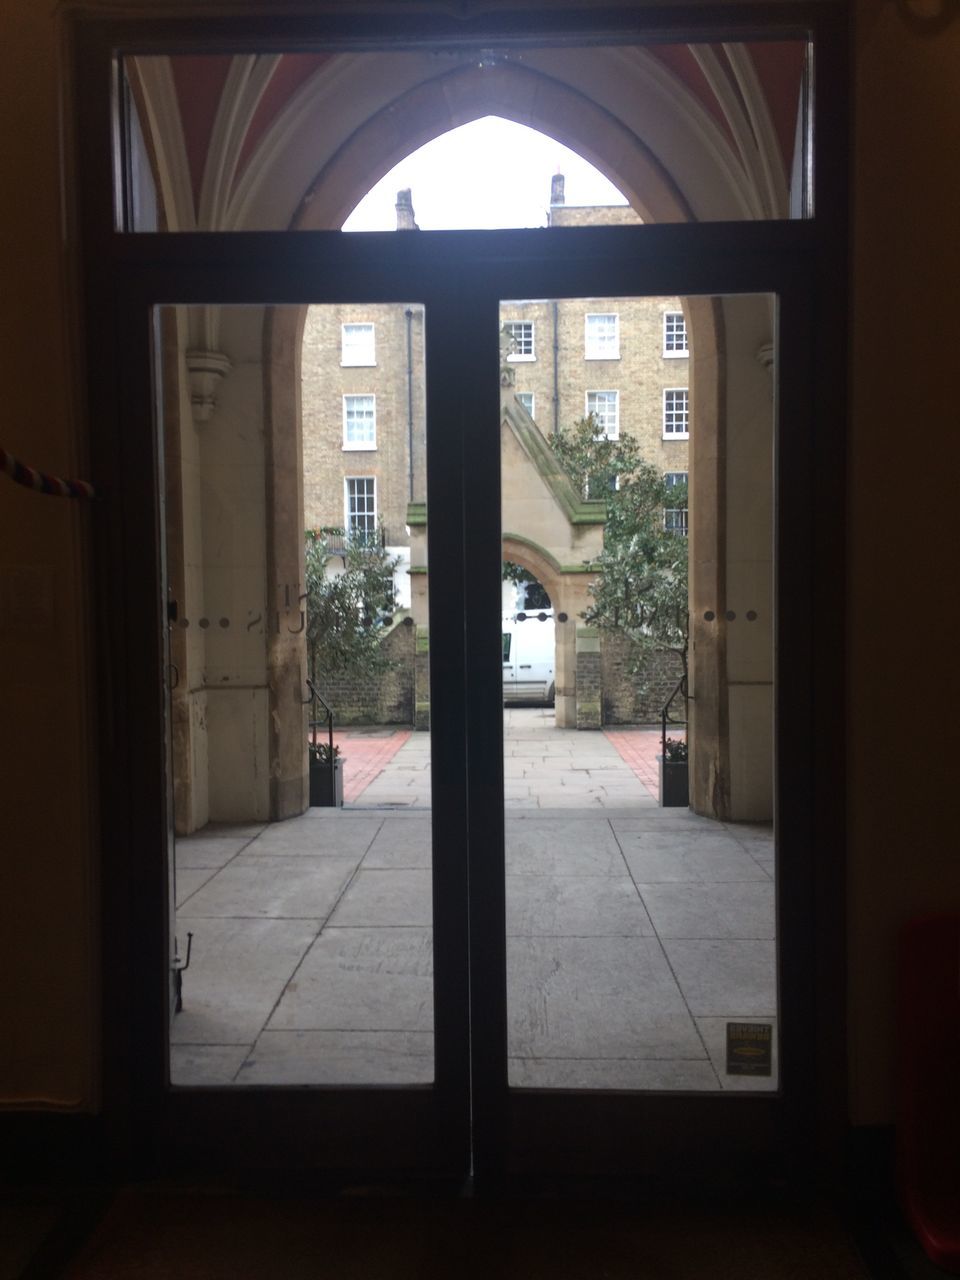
[552,300,559,437]
[405,307,415,501]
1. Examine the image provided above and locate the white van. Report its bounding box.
[502,610,555,705]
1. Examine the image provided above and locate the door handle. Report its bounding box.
[519,664,532,669]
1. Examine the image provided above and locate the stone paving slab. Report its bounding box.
[637,882,775,940]
[267,926,434,1033]
[362,817,432,868]
[173,712,778,1090]
[247,816,383,857]
[327,869,432,928]
[236,1031,434,1086]
[620,842,770,884]
[505,875,655,938]
[176,837,255,869]
[504,819,626,876]
[176,867,219,907]
[508,1056,719,1091]
[659,939,777,1017]
[171,917,320,1047]
[186,823,267,841]
[507,935,707,1061]
[178,854,359,920]
[170,1044,250,1087]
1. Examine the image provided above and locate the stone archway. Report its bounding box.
[130,47,780,820]
[500,534,595,730]
[262,60,732,812]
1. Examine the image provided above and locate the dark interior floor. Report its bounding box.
[1,1180,947,1280]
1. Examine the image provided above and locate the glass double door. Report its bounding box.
[117,226,812,1181]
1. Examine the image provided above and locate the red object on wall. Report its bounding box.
[898,915,960,1273]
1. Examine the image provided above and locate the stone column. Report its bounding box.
[414,626,430,730]
[575,627,602,729]
[553,612,578,728]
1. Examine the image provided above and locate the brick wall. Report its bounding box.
[600,631,686,725]
[310,616,416,726]
[311,617,682,729]
[500,293,690,476]
[301,303,427,539]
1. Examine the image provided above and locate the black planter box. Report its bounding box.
[658,757,689,808]
[309,757,344,807]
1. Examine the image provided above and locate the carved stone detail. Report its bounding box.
[186,349,232,423]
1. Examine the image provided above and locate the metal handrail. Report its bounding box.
[305,677,336,795]
[660,672,688,759]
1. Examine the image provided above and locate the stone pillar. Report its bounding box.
[554,613,578,728]
[575,627,602,729]
[414,625,430,730]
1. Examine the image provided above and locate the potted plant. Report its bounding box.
[309,740,344,807]
[659,736,689,808]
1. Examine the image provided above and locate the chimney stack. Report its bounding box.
[396,188,419,231]
[550,172,565,206]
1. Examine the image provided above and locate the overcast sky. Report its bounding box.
[342,116,627,232]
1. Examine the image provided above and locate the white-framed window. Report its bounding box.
[585,312,619,360]
[341,322,376,366]
[663,311,688,357]
[343,394,376,449]
[516,391,535,417]
[345,477,377,541]
[503,321,535,360]
[664,471,689,535]
[663,388,689,438]
[586,390,619,439]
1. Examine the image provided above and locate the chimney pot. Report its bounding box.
[396,188,419,231]
[550,173,565,206]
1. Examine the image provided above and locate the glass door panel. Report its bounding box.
[498,292,778,1098]
[106,218,817,1178]
[157,303,436,1089]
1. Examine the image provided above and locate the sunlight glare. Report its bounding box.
[342,117,628,232]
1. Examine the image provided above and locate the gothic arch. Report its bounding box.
[258,61,735,813]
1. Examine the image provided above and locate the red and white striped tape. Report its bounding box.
[0,447,96,500]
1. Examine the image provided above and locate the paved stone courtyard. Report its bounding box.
[172,711,776,1092]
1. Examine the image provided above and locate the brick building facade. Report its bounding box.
[300,179,690,721]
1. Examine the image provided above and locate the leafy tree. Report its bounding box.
[303,528,400,689]
[502,561,551,611]
[551,415,689,686]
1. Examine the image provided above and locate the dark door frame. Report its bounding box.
[69,4,848,1186]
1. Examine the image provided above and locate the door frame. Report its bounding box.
[71,5,848,1184]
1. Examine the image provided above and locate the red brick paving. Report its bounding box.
[602,727,685,800]
[319,724,681,805]
[330,728,412,803]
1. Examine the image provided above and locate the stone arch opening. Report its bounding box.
[261,66,729,813]
[501,534,593,727]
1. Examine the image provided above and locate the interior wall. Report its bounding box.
[0,0,958,1129]
[0,0,96,1108]
[847,0,960,1124]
